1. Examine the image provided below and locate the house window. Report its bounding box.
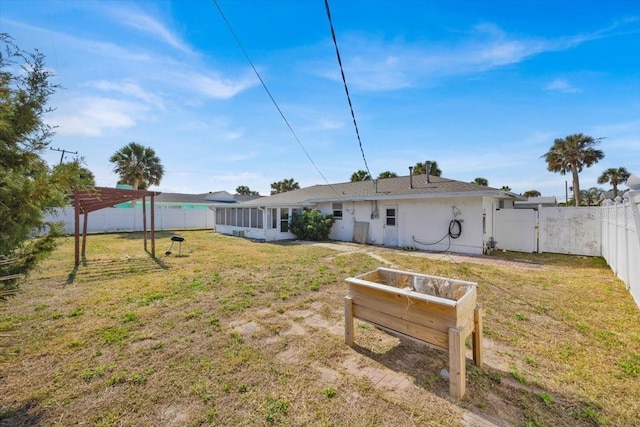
[250,208,258,228]
[385,208,396,226]
[332,202,343,219]
[280,208,289,232]
[267,208,277,229]
[257,209,264,229]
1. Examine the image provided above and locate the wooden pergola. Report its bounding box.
[71,187,161,266]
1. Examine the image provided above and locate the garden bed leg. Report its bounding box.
[344,296,354,346]
[449,326,466,399]
[473,306,483,368]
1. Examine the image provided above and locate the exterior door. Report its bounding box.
[383,205,398,247]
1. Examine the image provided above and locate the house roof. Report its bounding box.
[154,191,263,204]
[231,174,524,207]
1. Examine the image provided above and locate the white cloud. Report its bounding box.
[86,80,164,107]
[47,97,147,136]
[177,71,258,99]
[316,118,344,130]
[544,79,581,93]
[107,7,192,54]
[222,152,258,162]
[315,19,637,91]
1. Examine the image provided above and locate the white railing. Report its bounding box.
[600,191,640,308]
[45,207,216,234]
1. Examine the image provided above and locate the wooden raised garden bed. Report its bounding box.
[344,267,483,398]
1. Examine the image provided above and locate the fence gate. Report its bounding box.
[494,209,538,253]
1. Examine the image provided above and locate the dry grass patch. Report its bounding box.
[1,232,639,426]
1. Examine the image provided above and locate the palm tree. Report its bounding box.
[542,133,604,207]
[597,167,630,198]
[523,190,541,198]
[429,161,442,177]
[270,178,299,195]
[350,170,371,182]
[580,187,604,206]
[412,160,441,176]
[109,142,164,190]
[377,171,397,179]
[472,177,488,186]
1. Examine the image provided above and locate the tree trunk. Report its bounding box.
[571,165,581,206]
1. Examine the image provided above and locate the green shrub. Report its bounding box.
[290,210,335,241]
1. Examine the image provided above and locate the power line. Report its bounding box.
[324,0,372,181]
[212,0,344,199]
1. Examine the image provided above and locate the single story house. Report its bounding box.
[210,174,524,255]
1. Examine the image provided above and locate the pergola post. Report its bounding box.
[151,194,156,258]
[74,193,80,266]
[82,212,88,260]
[142,195,147,251]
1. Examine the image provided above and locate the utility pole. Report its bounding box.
[50,147,78,165]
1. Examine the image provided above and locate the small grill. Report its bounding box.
[165,235,185,256]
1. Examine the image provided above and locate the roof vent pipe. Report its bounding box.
[425,161,431,183]
[409,166,414,188]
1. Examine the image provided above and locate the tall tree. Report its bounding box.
[377,171,397,179]
[473,177,489,186]
[0,34,90,296]
[523,190,541,198]
[350,170,371,182]
[597,167,630,199]
[542,133,604,207]
[235,185,259,196]
[270,178,299,195]
[51,159,95,192]
[109,142,164,190]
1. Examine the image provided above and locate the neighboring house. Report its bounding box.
[210,174,524,255]
[514,196,557,209]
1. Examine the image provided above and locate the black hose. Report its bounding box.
[448,219,462,239]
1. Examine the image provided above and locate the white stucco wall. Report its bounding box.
[321,197,485,254]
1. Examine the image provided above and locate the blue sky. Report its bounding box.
[2,0,638,199]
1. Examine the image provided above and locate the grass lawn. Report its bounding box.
[1,230,639,426]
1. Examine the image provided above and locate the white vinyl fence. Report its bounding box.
[494,207,601,256]
[600,191,640,308]
[45,207,216,234]
[538,207,601,256]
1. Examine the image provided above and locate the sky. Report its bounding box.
[1,0,639,200]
